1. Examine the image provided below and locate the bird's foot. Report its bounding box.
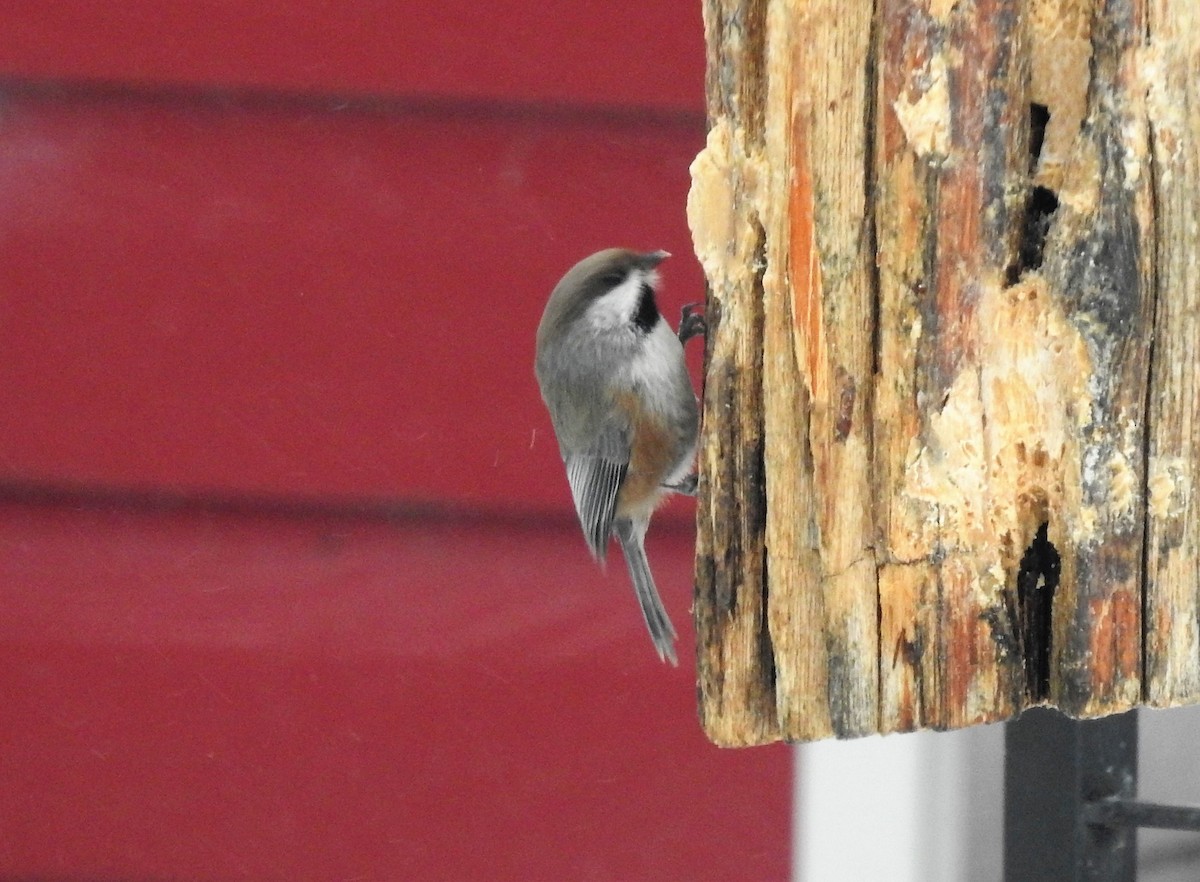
[678,302,707,345]
[662,472,698,496]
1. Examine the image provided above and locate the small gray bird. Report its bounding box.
[535,248,702,665]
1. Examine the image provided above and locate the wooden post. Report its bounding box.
[689,0,1200,745]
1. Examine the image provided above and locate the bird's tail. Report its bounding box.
[614,519,678,666]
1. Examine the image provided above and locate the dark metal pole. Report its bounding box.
[1084,799,1200,832]
[1004,706,1138,881]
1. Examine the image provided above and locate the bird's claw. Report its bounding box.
[678,302,707,345]
[662,472,698,497]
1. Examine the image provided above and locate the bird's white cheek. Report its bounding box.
[585,271,645,329]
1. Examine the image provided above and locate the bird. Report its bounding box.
[535,248,704,665]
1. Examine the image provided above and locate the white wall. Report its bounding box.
[794,707,1200,881]
[795,723,1005,881]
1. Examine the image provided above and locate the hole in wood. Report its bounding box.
[1016,186,1060,276]
[1016,522,1060,702]
[1006,105,1060,285]
[1029,102,1050,170]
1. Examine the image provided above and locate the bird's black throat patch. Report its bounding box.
[632,282,660,333]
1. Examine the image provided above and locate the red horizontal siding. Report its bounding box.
[3,1,706,113]
[0,501,790,882]
[0,88,706,516]
[0,5,792,881]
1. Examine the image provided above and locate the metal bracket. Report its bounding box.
[1005,706,1200,880]
[1005,706,1137,881]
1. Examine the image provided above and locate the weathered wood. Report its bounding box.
[1038,0,1154,717]
[874,0,1031,734]
[1145,1,1200,707]
[689,0,778,747]
[690,0,1195,745]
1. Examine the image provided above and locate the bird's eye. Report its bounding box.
[599,270,627,287]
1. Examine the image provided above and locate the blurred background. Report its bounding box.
[1,3,1198,881]
[0,2,791,880]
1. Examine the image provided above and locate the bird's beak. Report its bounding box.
[641,249,671,269]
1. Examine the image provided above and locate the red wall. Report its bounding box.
[0,3,791,880]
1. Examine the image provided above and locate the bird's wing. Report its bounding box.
[563,422,629,562]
